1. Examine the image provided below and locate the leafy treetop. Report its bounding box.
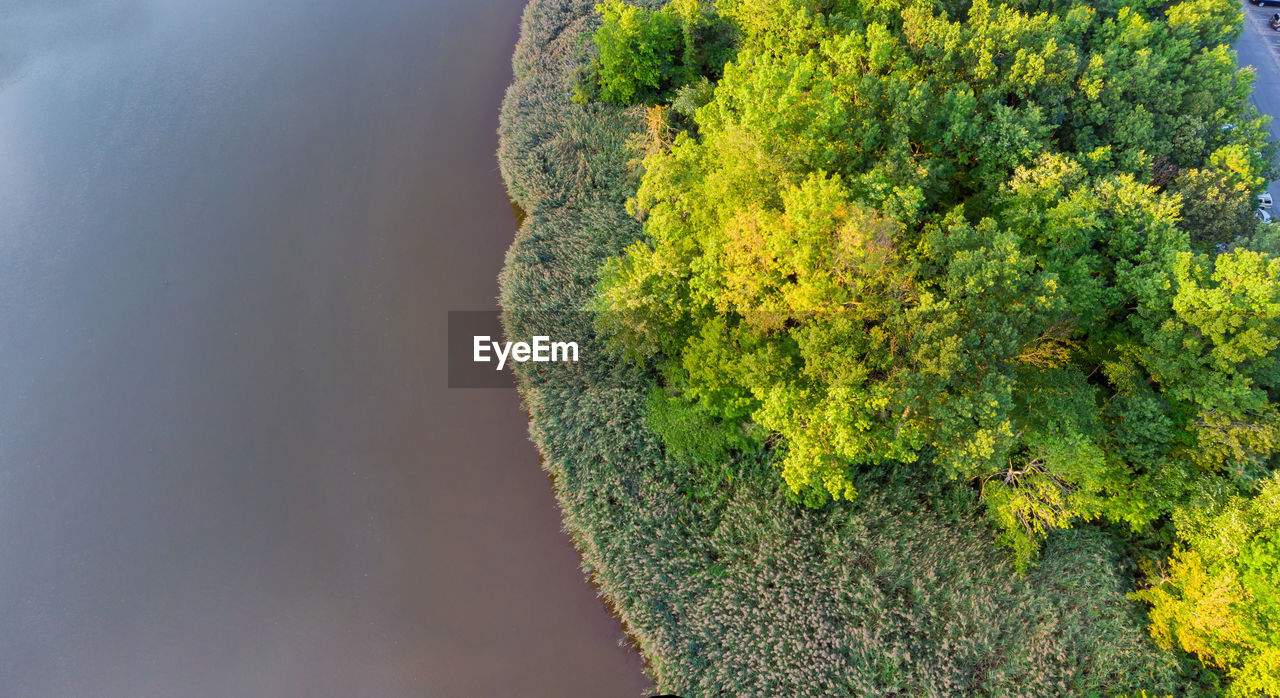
[1133,473,1280,696]
[594,0,1280,568]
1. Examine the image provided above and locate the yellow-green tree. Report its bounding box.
[594,0,1280,568]
[1133,474,1280,696]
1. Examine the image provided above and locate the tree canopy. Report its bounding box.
[1133,473,1280,696]
[588,0,737,104]
[499,0,1278,692]
[594,0,1279,569]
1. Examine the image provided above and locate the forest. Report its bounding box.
[500,0,1280,695]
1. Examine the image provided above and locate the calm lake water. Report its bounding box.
[0,0,648,695]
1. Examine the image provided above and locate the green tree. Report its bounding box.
[592,1,684,104]
[1169,167,1261,252]
[595,0,1280,568]
[1132,473,1280,697]
[590,0,736,105]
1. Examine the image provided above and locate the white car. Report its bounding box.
[1257,208,1273,224]
[1260,192,1273,210]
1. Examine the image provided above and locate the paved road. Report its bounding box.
[1238,2,1280,170]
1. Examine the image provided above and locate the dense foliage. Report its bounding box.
[1133,473,1280,696]
[594,0,1280,571]
[499,0,1207,694]
[586,0,736,104]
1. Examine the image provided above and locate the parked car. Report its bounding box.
[1253,0,1280,7]
[1258,208,1273,224]
[1260,192,1273,210]
[1271,12,1280,29]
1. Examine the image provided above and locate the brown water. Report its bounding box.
[0,0,648,695]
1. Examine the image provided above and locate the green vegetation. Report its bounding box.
[1168,167,1263,251]
[584,0,736,104]
[497,0,1269,694]
[1133,473,1280,696]
[596,0,1280,573]
[591,0,684,103]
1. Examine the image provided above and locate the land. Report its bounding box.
[500,1,1280,695]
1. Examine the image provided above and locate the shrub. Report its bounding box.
[646,386,758,470]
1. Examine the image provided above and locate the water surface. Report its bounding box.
[0,1,648,695]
